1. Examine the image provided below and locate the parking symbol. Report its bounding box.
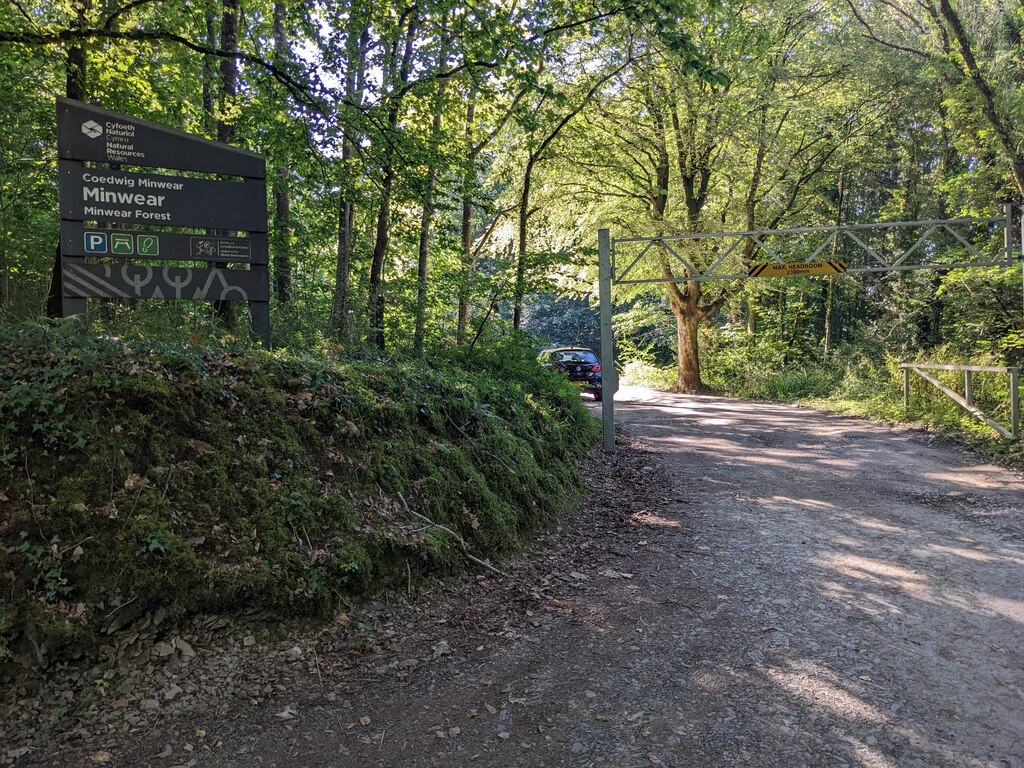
[137,235,160,256]
[111,233,134,255]
[84,231,108,254]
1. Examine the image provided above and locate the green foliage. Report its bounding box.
[0,323,597,670]
[620,359,679,390]
[806,347,1024,469]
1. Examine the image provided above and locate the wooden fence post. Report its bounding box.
[1011,368,1019,439]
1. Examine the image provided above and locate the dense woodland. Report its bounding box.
[1,0,1022,395]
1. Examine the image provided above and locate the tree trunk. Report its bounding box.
[46,1,89,318]
[457,98,476,341]
[414,22,448,355]
[367,17,416,349]
[513,64,628,330]
[202,11,217,134]
[938,0,1024,198]
[330,22,369,342]
[824,171,844,355]
[674,304,702,392]
[368,166,394,348]
[273,167,291,302]
[272,0,291,303]
[512,157,534,330]
[213,0,239,328]
[217,0,238,147]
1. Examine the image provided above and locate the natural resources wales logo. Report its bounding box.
[81,120,103,139]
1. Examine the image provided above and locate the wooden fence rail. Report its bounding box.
[901,362,1020,439]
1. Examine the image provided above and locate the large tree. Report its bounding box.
[568,0,868,390]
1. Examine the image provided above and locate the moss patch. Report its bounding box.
[0,323,598,672]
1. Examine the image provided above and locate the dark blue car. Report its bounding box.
[538,347,603,401]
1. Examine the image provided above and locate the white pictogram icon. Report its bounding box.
[82,120,103,139]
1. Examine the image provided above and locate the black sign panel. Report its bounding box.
[57,97,265,178]
[60,223,265,264]
[59,162,266,231]
[56,98,271,348]
[62,262,269,301]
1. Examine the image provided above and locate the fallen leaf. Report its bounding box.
[275,705,298,720]
[345,723,357,730]
[123,473,146,490]
[359,716,371,726]
[188,439,215,456]
[88,752,112,764]
[154,744,173,758]
[484,703,497,715]
[431,639,452,658]
[602,569,634,579]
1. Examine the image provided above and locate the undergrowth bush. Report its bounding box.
[701,324,838,399]
[620,359,679,390]
[0,321,598,671]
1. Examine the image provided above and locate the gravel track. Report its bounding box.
[7,388,1022,767]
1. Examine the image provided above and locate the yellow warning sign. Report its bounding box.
[748,259,847,278]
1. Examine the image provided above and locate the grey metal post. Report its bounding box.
[1011,368,1019,439]
[964,370,973,406]
[902,364,910,411]
[1004,202,1013,260]
[1019,203,1024,334]
[598,228,616,452]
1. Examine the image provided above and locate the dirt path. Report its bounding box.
[8,390,1024,767]
[604,388,1024,768]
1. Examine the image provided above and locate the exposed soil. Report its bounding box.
[4,388,1023,768]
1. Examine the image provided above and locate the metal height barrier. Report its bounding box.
[901,363,1020,439]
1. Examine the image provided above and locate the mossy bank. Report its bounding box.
[0,323,598,674]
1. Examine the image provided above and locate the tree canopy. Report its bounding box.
[1,0,1021,386]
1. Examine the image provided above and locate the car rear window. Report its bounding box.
[554,350,598,364]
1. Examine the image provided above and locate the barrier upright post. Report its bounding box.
[598,228,615,452]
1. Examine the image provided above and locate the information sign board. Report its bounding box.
[57,97,264,177]
[56,98,270,347]
[61,223,262,264]
[59,162,266,231]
